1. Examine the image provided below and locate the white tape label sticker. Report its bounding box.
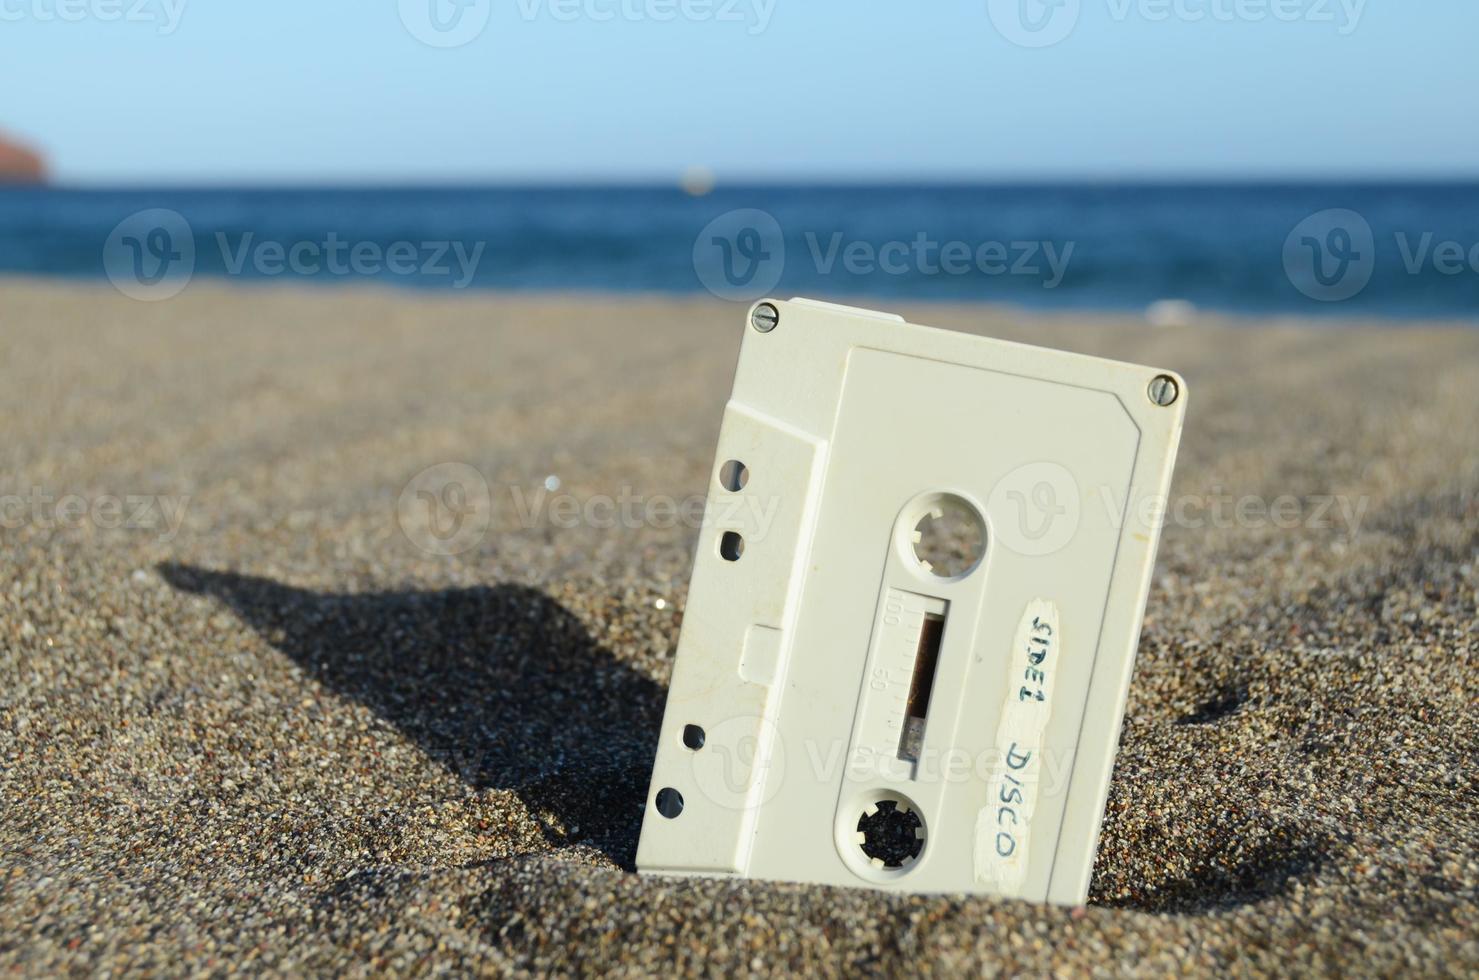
[975,598,1060,889]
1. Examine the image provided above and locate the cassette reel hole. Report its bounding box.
[910,493,986,578]
[855,798,925,870]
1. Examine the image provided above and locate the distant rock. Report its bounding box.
[0,132,46,184]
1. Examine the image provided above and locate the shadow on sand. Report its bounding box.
[158,563,665,867]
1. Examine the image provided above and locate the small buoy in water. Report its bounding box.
[1145,299,1195,328]
[680,166,715,197]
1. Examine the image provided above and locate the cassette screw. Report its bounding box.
[750,303,779,333]
[1148,374,1179,407]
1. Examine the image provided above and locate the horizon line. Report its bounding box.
[11,173,1479,192]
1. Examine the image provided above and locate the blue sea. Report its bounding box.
[2,183,1477,318]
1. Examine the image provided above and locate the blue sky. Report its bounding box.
[3,0,1476,183]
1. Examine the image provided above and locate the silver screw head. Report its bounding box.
[750,302,779,333]
[1148,374,1180,406]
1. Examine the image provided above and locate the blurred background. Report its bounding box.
[3,8,1479,973]
[2,1,1478,315]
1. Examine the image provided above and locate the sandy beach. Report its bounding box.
[1,279,1475,975]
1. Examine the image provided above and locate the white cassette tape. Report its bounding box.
[637,298,1187,904]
